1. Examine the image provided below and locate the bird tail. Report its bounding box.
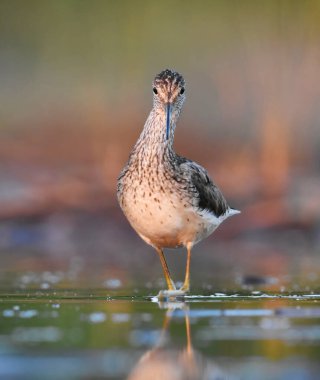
[226,208,241,218]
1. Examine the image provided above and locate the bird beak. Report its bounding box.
[166,103,171,140]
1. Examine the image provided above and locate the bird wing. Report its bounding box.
[177,157,229,217]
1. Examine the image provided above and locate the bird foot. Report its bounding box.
[179,283,190,293]
[157,289,187,301]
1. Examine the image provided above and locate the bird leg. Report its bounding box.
[180,243,192,293]
[155,247,176,291]
[185,312,193,355]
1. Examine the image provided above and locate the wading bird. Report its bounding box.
[117,69,240,297]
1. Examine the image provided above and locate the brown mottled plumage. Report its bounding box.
[117,69,240,297]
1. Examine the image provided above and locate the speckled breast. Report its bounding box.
[118,174,217,249]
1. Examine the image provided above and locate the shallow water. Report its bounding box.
[0,290,319,380]
[0,212,319,379]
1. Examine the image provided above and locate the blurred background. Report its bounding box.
[0,0,319,293]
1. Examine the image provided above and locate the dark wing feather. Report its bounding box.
[178,157,229,217]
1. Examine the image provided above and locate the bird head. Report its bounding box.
[152,69,186,140]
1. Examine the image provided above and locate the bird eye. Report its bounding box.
[180,87,185,95]
[153,88,158,95]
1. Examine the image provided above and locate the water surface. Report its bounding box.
[0,290,319,380]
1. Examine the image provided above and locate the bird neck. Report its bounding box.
[132,107,179,164]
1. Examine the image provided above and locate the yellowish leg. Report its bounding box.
[183,311,197,376]
[180,243,192,292]
[185,312,193,355]
[157,309,173,347]
[155,247,176,290]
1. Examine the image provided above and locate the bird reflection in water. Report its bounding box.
[127,302,227,380]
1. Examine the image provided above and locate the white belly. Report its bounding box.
[120,188,220,248]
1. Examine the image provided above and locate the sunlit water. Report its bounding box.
[0,290,319,380]
[1,214,319,379]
